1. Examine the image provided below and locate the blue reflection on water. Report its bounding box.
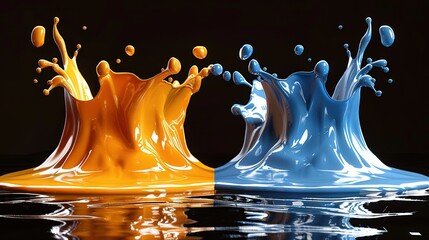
[0,189,427,239]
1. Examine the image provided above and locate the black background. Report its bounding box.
[0,0,428,173]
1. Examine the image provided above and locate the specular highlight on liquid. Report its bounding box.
[215,17,429,193]
[0,17,214,194]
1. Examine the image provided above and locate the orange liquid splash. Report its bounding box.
[0,17,214,194]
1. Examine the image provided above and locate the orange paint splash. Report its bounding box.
[0,17,215,194]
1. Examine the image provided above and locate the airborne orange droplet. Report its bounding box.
[116,58,121,63]
[82,25,87,30]
[125,45,135,56]
[31,26,45,48]
[192,46,207,59]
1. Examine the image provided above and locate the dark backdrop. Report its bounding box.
[0,0,428,172]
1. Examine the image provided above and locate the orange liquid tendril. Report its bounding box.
[0,17,215,194]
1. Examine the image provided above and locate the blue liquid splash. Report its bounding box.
[215,17,429,193]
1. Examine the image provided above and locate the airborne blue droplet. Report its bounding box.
[239,44,253,60]
[379,25,395,47]
[294,45,304,56]
[338,25,343,30]
[383,67,389,73]
[387,78,393,84]
[222,71,231,81]
[210,63,223,76]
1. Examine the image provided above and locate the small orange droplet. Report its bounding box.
[76,44,81,49]
[192,46,207,59]
[125,45,135,56]
[52,58,58,64]
[36,67,42,73]
[82,26,87,30]
[116,58,121,64]
[43,89,50,96]
[33,79,38,84]
[168,77,173,83]
[31,26,45,48]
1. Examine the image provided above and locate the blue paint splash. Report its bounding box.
[215,17,429,193]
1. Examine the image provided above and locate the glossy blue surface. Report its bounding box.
[215,17,429,193]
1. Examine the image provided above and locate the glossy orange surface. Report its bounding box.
[0,17,214,194]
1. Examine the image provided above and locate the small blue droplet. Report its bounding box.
[294,45,304,56]
[338,25,343,30]
[239,44,253,60]
[387,78,393,84]
[343,43,349,49]
[262,67,267,71]
[383,67,389,73]
[307,58,312,62]
[211,63,223,76]
[375,90,382,97]
[272,73,278,77]
[367,57,373,63]
[379,25,395,47]
[223,71,231,81]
